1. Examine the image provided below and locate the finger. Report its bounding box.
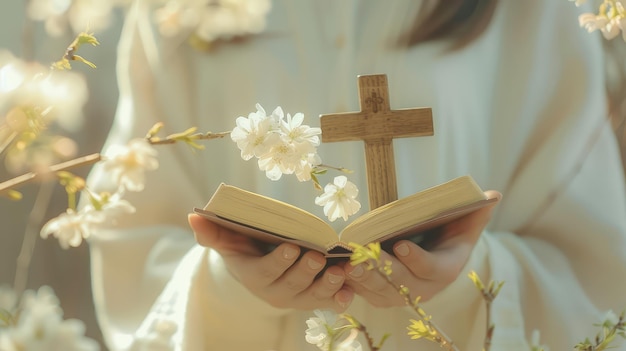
[237,243,301,288]
[343,252,403,303]
[188,213,261,256]
[333,287,355,312]
[441,190,501,243]
[269,251,326,294]
[303,266,354,312]
[393,240,439,280]
[307,265,347,301]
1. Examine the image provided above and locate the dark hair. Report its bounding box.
[401,0,498,50]
[405,0,626,171]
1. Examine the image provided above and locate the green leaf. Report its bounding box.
[377,333,392,349]
[76,32,100,47]
[0,308,14,327]
[146,122,164,139]
[7,189,22,200]
[72,55,97,69]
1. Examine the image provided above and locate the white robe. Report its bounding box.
[87,0,626,350]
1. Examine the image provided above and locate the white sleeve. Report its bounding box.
[86,2,291,350]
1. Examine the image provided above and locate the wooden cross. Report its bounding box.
[320,74,434,210]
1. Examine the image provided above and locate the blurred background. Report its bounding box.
[0,2,123,349]
[1,2,626,351]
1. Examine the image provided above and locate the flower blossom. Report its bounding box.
[40,209,103,249]
[0,50,88,127]
[315,176,361,222]
[154,0,271,43]
[0,286,99,351]
[102,138,159,192]
[0,51,87,173]
[232,104,359,220]
[231,104,280,160]
[305,309,338,349]
[82,192,136,227]
[27,0,129,36]
[41,190,136,248]
[257,138,301,180]
[577,0,626,40]
[231,104,322,181]
[305,310,362,351]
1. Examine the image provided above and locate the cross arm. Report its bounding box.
[320,108,434,143]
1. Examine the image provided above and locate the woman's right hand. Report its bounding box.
[188,213,354,312]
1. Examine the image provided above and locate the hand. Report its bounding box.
[188,214,354,311]
[343,190,502,308]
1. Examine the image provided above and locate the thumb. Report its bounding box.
[434,190,502,246]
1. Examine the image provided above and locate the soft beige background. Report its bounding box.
[0,3,122,349]
[1,3,626,351]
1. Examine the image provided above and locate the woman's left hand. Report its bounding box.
[343,190,501,307]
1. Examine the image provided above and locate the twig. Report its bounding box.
[356,324,381,351]
[316,163,353,173]
[147,131,230,145]
[375,268,459,351]
[484,298,493,351]
[0,153,101,194]
[13,181,55,295]
[0,130,18,159]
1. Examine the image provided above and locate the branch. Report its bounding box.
[376,268,458,351]
[147,131,231,145]
[0,153,101,194]
[0,130,18,159]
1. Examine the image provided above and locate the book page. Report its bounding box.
[340,176,486,244]
[203,184,340,248]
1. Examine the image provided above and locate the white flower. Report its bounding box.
[295,152,322,182]
[231,104,280,160]
[0,286,99,351]
[153,0,271,43]
[305,310,338,349]
[257,139,305,180]
[41,191,135,248]
[305,310,362,351]
[102,138,159,192]
[82,192,136,227]
[40,209,103,249]
[0,51,87,132]
[232,104,324,182]
[280,112,321,147]
[315,176,361,222]
[34,69,88,132]
[334,331,362,351]
[154,1,202,38]
[195,0,271,42]
[0,53,29,96]
[579,13,609,32]
[27,0,125,36]
[19,286,62,321]
[577,1,626,41]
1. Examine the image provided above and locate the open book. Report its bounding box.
[193,175,496,257]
